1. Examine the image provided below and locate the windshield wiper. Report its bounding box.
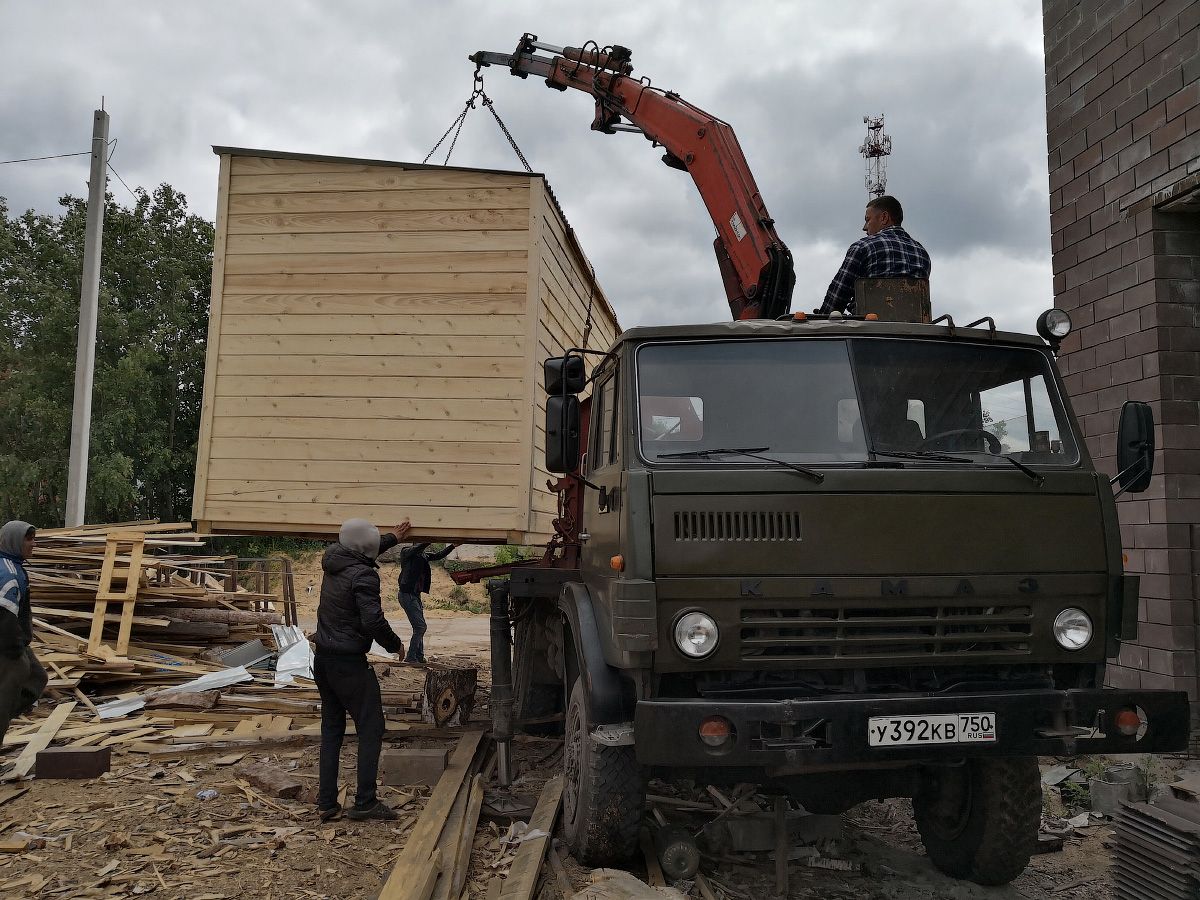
[987,453,1045,485]
[871,449,1044,485]
[869,449,974,463]
[657,447,824,484]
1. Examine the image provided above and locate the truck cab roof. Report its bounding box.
[612,318,1052,352]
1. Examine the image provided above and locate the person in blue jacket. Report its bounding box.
[0,521,47,748]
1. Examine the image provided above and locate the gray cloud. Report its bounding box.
[1,1,1053,333]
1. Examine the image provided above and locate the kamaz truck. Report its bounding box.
[456,36,1191,886]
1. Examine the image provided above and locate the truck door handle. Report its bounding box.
[578,532,591,542]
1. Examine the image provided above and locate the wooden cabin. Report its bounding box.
[192,148,620,544]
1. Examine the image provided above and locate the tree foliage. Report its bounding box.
[0,186,213,526]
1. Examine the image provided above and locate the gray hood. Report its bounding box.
[0,521,34,559]
[338,518,381,561]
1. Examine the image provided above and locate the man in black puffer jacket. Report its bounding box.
[315,517,410,822]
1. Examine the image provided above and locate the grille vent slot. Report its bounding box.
[673,510,802,542]
[739,603,1034,660]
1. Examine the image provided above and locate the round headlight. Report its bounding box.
[674,611,719,658]
[1037,308,1072,341]
[1053,607,1093,650]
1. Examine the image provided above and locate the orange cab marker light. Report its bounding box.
[610,555,624,572]
[792,311,807,321]
[865,313,879,320]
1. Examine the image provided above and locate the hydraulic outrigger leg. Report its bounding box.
[486,578,515,785]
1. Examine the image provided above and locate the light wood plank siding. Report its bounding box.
[193,150,618,543]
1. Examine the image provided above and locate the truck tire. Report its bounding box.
[512,602,563,732]
[912,756,1041,886]
[560,678,643,865]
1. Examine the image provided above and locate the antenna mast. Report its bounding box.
[859,114,892,198]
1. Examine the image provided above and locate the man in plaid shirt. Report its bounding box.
[819,196,930,314]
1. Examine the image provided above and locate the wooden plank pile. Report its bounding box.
[27,522,285,682]
[0,520,322,767]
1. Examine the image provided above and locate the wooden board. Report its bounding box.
[193,149,620,542]
[498,776,564,900]
[378,731,483,900]
[8,702,77,780]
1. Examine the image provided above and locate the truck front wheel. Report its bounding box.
[912,756,1041,886]
[560,678,643,865]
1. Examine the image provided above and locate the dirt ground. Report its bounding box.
[0,601,1179,899]
[0,739,1128,900]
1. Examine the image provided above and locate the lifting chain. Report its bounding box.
[423,64,532,173]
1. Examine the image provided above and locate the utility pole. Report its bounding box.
[65,108,109,527]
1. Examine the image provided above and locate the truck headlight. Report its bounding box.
[674,611,719,658]
[1037,308,1072,341]
[1053,608,1093,650]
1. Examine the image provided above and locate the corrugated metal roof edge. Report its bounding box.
[212,145,621,335]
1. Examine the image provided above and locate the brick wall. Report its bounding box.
[1043,0,1200,731]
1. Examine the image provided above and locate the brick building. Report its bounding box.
[1042,0,1200,730]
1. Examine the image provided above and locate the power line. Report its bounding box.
[106,162,140,201]
[0,150,89,166]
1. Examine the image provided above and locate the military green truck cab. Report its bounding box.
[531,313,1188,885]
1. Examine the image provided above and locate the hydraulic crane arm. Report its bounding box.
[471,35,794,321]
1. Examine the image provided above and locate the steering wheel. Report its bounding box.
[919,428,1002,454]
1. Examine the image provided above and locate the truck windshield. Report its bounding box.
[636,338,1079,467]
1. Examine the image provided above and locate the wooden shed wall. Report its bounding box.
[192,152,618,544]
[528,188,621,539]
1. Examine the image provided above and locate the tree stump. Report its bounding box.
[421,666,477,727]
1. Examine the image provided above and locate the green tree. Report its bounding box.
[0,186,213,525]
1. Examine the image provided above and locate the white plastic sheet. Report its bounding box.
[271,624,313,685]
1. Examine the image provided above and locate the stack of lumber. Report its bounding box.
[378,731,562,900]
[0,519,491,778]
[2,658,479,775]
[27,521,284,672]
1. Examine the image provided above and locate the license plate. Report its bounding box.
[868,713,997,747]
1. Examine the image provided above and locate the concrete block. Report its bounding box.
[380,747,448,786]
[34,747,111,780]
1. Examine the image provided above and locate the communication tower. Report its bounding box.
[859,115,892,198]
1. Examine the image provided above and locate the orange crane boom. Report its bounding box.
[471,34,794,321]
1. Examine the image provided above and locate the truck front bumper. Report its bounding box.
[632,688,1190,769]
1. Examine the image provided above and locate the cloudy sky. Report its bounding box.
[1,1,1052,331]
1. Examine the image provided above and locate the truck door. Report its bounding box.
[581,366,622,593]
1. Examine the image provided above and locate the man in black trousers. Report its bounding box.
[314,517,410,821]
[397,542,457,665]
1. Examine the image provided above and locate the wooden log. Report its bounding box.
[167,607,282,626]
[158,621,231,640]
[239,761,304,799]
[421,667,477,728]
[146,690,222,711]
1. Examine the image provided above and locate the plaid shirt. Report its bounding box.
[820,225,931,314]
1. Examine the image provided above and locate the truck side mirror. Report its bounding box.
[546,395,581,473]
[544,356,586,395]
[1115,401,1155,495]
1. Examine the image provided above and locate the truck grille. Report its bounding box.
[673,510,802,542]
[740,602,1033,660]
